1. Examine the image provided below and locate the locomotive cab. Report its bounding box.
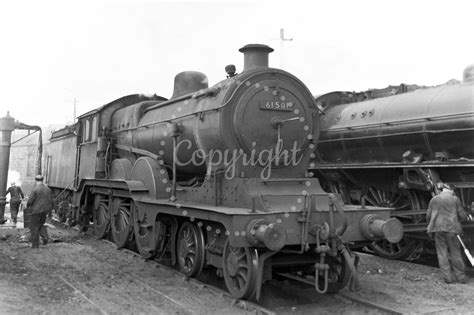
[77,111,100,180]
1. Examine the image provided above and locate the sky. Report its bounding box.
[0,0,473,126]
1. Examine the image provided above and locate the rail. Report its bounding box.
[110,239,399,314]
[45,220,442,314]
[101,239,275,315]
[276,272,404,314]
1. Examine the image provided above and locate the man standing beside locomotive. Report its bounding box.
[27,175,53,248]
[427,183,469,284]
[6,181,24,226]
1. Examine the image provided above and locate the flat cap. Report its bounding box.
[35,175,44,181]
[443,183,453,190]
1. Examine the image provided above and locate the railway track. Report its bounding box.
[55,275,110,315]
[100,239,275,315]
[46,218,274,313]
[274,272,403,314]
[99,238,406,314]
[336,293,403,315]
[44,219,432,314]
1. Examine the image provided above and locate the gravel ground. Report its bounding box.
[0,223,245,314]
[347,252,474,314]
[1,210,474,314]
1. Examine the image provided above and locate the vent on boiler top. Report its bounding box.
[171,71,209,99]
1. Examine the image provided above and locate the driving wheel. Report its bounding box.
[93,196,110,239]
[177,222,205,277]
[367,189,425,260]
[111,198,133,249]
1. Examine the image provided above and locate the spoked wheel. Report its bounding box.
[133,204,163,259]
[177,222,205,277]
[367,189,424,260]
[222,240,258,300]
[110,198,133,249]
[93,197,110,239]
[322,253,352,293]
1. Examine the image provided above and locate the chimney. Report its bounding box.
[239,44,274,71]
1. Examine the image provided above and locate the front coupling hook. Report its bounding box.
[314,252,329,294]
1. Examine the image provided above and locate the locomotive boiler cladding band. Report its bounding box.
[5,181,24,225]
[26,175,53,248]
[426,184,470,284]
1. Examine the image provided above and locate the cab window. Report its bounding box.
[81,115,99,143]
[91,116,98,141]
[83,119,90,141]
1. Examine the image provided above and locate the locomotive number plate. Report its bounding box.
[260,101,294,111]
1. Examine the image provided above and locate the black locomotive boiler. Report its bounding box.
[44,44,403,300]
[311,65,474,260]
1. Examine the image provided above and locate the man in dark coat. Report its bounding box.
[27,175,53,248]
[427,183,469,283]
[6,181,24,225]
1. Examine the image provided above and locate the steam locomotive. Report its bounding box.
[310,65,474,260]
[43,44,403,300]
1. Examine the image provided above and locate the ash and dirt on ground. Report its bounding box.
[1,220,474,314]
[0,224,242,314]
[348,253,474,314]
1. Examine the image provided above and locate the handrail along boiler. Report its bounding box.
[44,44,403,299]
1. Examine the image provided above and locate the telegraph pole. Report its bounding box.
[279,28,293,68]
[73,98,77,122]
[64,88,77,123]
